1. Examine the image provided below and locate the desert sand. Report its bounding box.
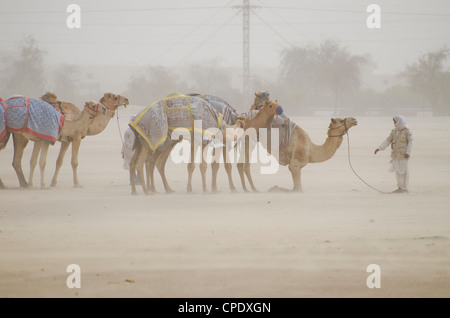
[1,107,449,298]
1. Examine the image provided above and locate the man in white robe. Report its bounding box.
[122,114,140,185]
[374,115,413,193]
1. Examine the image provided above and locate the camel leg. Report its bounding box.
[289,162,303,192]
[38,142,50,189]
[243,141,258,192]
[145,152,159,193]
[156,147,175,193]
[221,144,237,193]
[210,146,220,192]
[187,162,195,193]
[187,136,196,193]
[130,136,151,195]
[0,177,5,189]
[244,162,259,192]
[51,141,70,187]
[71,136,82,188]
[211,162,220,193]
[236,163,249,192]
[29,141,43,187]
[199,144,208,193]
[200,162,207,193]
[137,148,151,195]
[12,133,29,188]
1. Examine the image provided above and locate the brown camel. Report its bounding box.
[259,116,358,192]
[2,100,106,189]
[33,92,129,188]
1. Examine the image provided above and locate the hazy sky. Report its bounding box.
[1,0,449,75]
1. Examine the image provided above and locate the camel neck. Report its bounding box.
[309,135,343,163]
[245,109,274,130]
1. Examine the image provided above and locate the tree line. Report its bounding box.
[1,35,449,116]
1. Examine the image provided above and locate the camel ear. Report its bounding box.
[331,118,337,124]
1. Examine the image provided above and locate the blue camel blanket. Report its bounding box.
[0,96,64,145]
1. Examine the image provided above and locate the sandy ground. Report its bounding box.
[1,107,449,298]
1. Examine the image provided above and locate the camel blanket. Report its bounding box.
[241,110,297,166]
[129,93,226,151]
[202,95,237,125]
[187,93,238,125]
[0,96,64,145]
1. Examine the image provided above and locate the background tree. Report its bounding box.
[399,47,449,115]
[1,35,46,97]
[184,58,242,111]
[280,40,372,115]
[53,63,82,105]
[123,65,183,106]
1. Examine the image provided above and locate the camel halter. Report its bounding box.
[252,93,269,110]
[86,102,103,117]
[328,118,350,138]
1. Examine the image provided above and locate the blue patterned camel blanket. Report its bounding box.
[129,93,227,151]
[187,93,238,125]
[0,96,64,145]
[240,110,297,166]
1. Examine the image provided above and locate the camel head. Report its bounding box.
[253,91,270,109]
[261,99,283,116]
[40,92,58,105]
[327,117,358,137]
[84,101,108,118]
[100,93,129,110]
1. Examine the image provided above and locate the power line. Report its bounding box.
[0,6,236,14]
[263,6,450,17]
[1,5,450,16]
[152,0,236,64]
[250,9,295,47]
[172,8,242,67]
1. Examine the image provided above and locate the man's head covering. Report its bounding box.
[393,115,407,130]
[130,114,138,121]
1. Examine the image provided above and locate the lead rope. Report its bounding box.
[116,108,124,147]
[345,130,391,194]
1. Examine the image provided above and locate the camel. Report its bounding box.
[33,92,129,188]
[145,92,274,194]
[128,93,277,195]
[135,94,281,195]
[246,116,358,192]
[0,97,106,189]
